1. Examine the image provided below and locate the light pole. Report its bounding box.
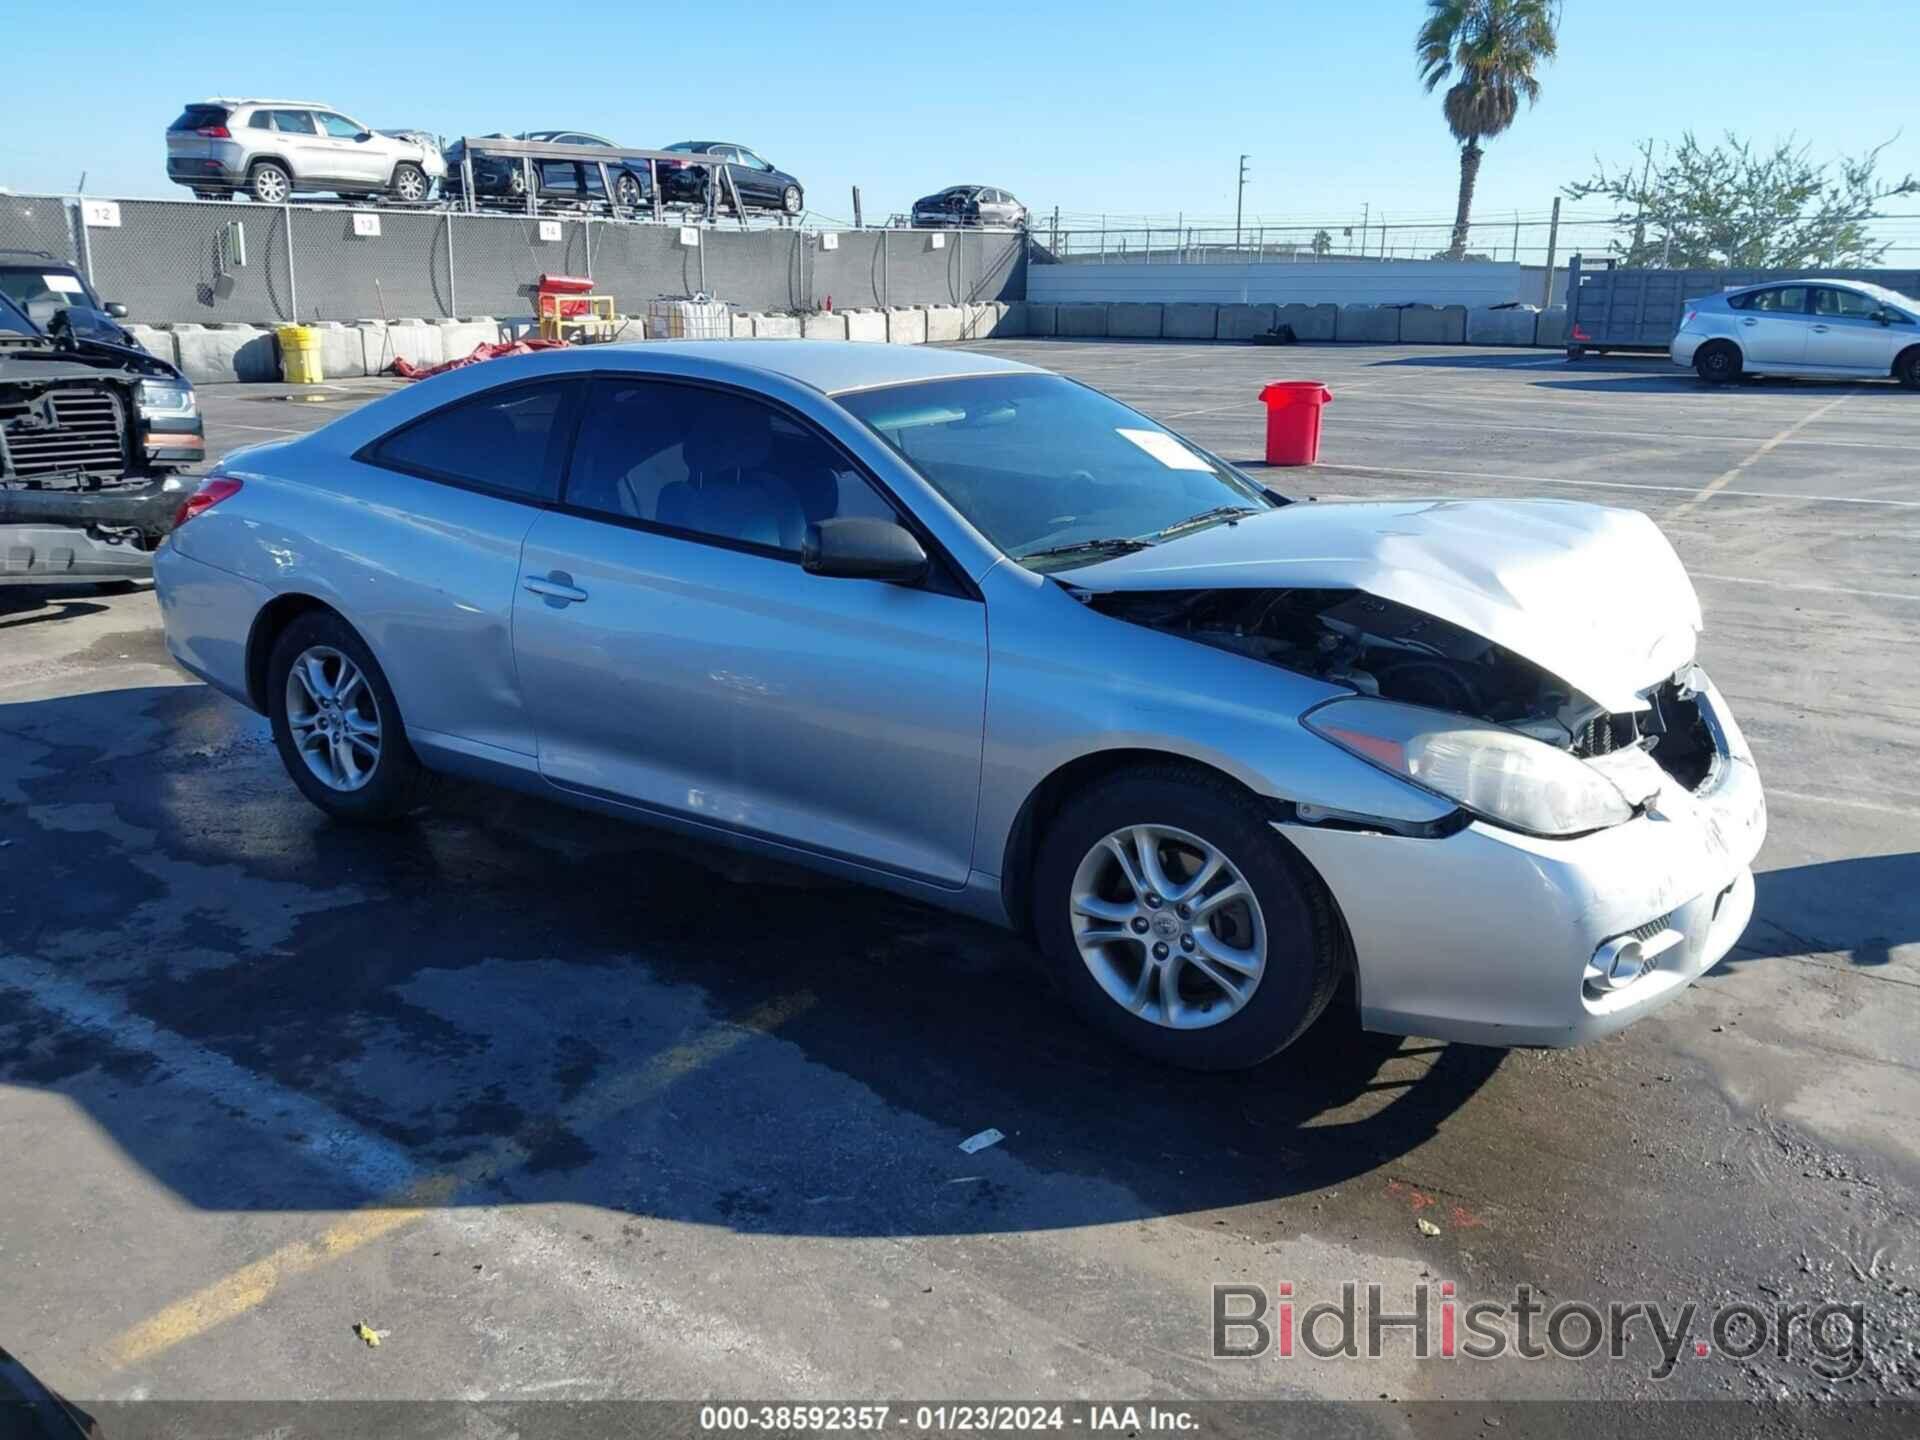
[1235,154,1250,251]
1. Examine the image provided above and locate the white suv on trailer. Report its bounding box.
[166,99,446,205]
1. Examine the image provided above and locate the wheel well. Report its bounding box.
[999,748,1271,934]
[247,155,292,176]
[245,593,336,712]
[1697,338,1740,359]
[1894,343,1920,375]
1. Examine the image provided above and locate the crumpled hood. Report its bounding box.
[1064,498,1702,712]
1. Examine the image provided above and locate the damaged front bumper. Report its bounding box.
[1279,673,1766,1048]
[0,474,193,585]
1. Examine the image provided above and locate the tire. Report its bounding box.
[612,170,644,209]
[267,611,432,824]
[781,184,803,216]
[1695,341,1741,385]
[248,161,291,205]
[1896,347,1920,390]
[505,167,528,197]
[389,162,428,204]
[1031,766,1343,1071]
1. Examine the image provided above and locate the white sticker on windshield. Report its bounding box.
[45,273,85,294]
[1116,427,1212,471]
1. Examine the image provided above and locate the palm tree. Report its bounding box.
[1416,0,1560,260]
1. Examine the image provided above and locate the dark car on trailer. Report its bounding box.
[443,131,650,211]
[0,253,203,587]
[911,185,1028,230]
[657,142,804,216]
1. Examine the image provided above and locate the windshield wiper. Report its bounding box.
[1017,536,1155,563]
[1150,504,1261,540]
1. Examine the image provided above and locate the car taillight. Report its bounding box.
[196,125,231,138]
[1683,309,1698,326]
[172,475,241,530]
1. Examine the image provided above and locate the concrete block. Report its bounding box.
[1215,303,1279,341]
[924,305,965,343]
[844,309,887,342]
[1056,303,1107,338]
[1163,303,1218,340]
[730,311,755,338]
[126,324,177,366]
[432,318,502,364]
[1276,303,1337,341]
[358,320,442,375]
[1534,306,1569,348]
[885,307,927,345]
[168,323,277,385]
[1107,302,1164,339]
[987,301,1026,337]
[1336,305,1399,343]
[499,316,539,342]
[1467,306,1540,346]
[802,311,849,340]
[309,321,366,379]
[1023,303,1057,338]
[751,313,801,339]
[1397,305,1467,344]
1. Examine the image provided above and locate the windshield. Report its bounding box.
[0,265,98,331]
[837,373,1279,570]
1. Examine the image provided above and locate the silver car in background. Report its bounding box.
[166,99,445,204]
[1672,279,1920,386]
[911,186,1029,230]
[153,342,1764,1070]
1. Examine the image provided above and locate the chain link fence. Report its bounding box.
[1,194,1028,325]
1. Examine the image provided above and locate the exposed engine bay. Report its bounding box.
[1087,587,1717,790]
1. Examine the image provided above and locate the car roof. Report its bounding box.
[202,97,330,108]
[597,339,1036,395]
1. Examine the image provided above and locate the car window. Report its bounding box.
[271,110,319,135]
[738,150,770,170]
[0,266,97,320]
[170,105,231,132]
[1746,287,1808,314]
[366,381,574,501]
[248,111,274,131]
[1812,287,1881,319]
[565,379,895,553]
[316,113,363,140]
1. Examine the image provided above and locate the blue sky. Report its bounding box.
[7,0,1917,249]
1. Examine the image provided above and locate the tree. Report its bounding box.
[1310,228,1333,257]
[1415,0,1560,260]
[1565,133,1919,269]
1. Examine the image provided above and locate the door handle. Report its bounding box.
[524,571,588,604]
[1740,317,1758,326]
[1811,323,1831,332]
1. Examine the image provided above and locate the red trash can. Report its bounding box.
[1258,381,1333,466]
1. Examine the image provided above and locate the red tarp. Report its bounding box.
[391,338,569,380]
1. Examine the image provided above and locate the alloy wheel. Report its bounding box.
[284,645,382,792]
[394,166,426,202]
[1069,824,1267,1029]
[253,167,289,204]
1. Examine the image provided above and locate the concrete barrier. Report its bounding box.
[730,311,755,338]
[1337,305,1399,343]
[1215,303,1280,340]
[1467,306,1540,346]
[1276,304,1337,342]
[802,312,849,340]
[127,324,178,367]
[1163,303,1218,340]
[988,301,1027,337]
[886,307,927,344]
[1534,306,1569,348]
[844,309,887,342]
[168,323,278,385]
[956,302,995,338]
[357,320,443,375]
[1398,305,1467,345]
[924,305,965,342]
[308,321,367,379]
[1023,303,1057,338]
[1107,302,1164,339]
[1056,303,1107,338]
[433,318,502,363]
[751,313,801,339]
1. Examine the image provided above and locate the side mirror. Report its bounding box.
[356,131,374,143]
[105,301,130,318]
[802,518,928,583]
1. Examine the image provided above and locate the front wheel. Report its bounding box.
[612,170,644,209]
[1695,341,1741,385]
[268,611,431,823]
[1032,768,1342,1070]
[781,184,802,215]
[389,162,428,204]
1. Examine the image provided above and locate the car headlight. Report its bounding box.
[1303,696,1637,838]
[138,379,197,419]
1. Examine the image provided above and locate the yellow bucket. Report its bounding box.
[276,324,324,384]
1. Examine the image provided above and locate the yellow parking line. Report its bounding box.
[1670,389,1859,518]
[106,992,815,1370]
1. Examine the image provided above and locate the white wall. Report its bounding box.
[1031,260,1533,308]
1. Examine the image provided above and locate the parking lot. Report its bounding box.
[3,342,1917,1416]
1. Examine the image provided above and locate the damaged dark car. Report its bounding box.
[1,255,203,587]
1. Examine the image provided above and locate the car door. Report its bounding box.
[1806,286,1906,374]
[314,111,386,185]
[266,110,333,184]
[511,375,989,886]
[1733,285,1811,367]
[734,148,778,205]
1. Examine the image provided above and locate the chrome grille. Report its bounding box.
[1,387,128,480]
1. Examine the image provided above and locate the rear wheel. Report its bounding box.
[1695,341,1741,385]
[612,170,644,209]
[1032,767,1342,1070]
[248,161,291,204]
[267,611,431,823]
[1896,347,1920,390]
[389,162,428,204]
